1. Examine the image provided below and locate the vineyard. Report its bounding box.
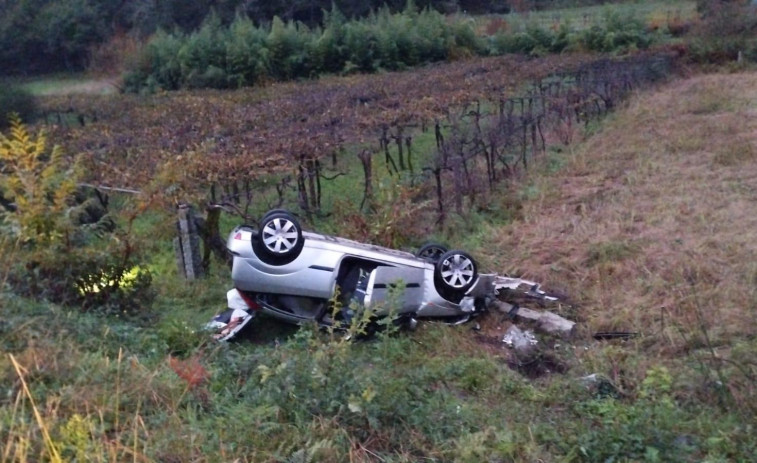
[43,51,678,243]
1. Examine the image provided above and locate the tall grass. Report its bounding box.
[3,289,755,461]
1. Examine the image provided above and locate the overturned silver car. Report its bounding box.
[208,210,555,341]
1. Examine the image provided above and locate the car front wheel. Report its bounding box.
[254,211,304,265]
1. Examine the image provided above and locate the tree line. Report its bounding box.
[124,5,657,92]
[0,0,640,75]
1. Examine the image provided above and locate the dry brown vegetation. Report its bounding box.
[41,54,600,188]
[484,72,757,352]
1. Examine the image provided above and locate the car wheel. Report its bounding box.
[416,242,448,263]
[434,250,478,299]
[260,209,291,223]
[254,211,304,265]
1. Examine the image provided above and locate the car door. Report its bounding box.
[362,266,425,315]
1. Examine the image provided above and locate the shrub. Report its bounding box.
[129,30,184,92]
[225,16,270,87]
[310,9,348,75]
[343,21,379,73]
[243,323,481,453]
[177,13,230,88]
[0,116,153,314]
[123,5,488,91]
[451,19,485,56]
[490,22,571,55]
[490,30,539,55]
[267,17,312,80]
[578,10,652,53]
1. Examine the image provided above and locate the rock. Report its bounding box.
[490,300,575,338]
[579,373,619,397]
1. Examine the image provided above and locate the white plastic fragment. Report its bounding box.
[502,325,539,359]
[503,325,538,348]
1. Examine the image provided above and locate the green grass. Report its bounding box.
[479,0,698,33]
[3,288,755,461]
[16,75,118,97]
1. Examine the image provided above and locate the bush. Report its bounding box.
[266,17,312,80]
[310,9,348,75]
[0,116,153,315]
[490,30,538,54]
[123,30,184,92]
[0,84,37,128]
[343,21,379,73]
[240,324,483,454]
[578,10,652,53]
[225,16,270,87]
[177,13,230,88]
[490,23,570,55]
[123,5,487,92]
[451,19,485,56]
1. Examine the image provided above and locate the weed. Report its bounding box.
[9,354,63,462]
[713,140,756,167]
[330,162,431,248]
[159,319,208,356]
[585,240,641,266]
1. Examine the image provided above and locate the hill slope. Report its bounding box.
[487,71,757,346]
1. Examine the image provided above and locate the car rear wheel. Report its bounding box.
[254,211,304,265]
[434,250,478,300]
[416,242,448,263]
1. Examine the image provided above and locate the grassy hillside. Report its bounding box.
[482,71,757,340]
[2,71,756,461]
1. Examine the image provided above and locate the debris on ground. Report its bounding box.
[502,325,538,350]
[490,300,575,338]
[502,325,540,363]
[593,331,639,340]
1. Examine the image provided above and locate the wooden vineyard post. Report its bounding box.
[174,204,204,280]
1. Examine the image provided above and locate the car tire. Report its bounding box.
[253,211,304,265]
[416,242,448,263]
[260,209,291,223]
[434,250,478,301]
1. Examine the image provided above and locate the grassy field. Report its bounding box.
[478,0,698,32]
[16,75,119,97]
[2,69,756,461]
